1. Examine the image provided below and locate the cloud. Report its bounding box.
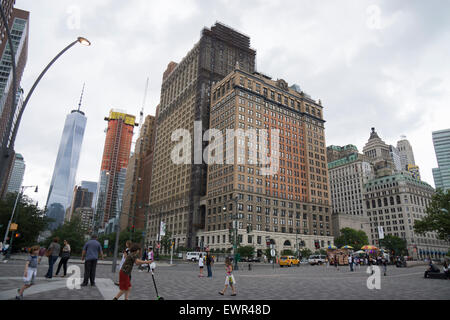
[13,0,450,205]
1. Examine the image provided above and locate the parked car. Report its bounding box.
[308,255,327,265]
[300,258,309,265]
[186,252,207,262]
[249,257,261,263]
[279,256,300,267]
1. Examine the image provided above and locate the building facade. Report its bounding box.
[66,186,93,222]
[364,172,448,259]
[147,23,257,249]
[80,181,98,210]
[45,108,87,230]
[5,152,24,194]
[121,114,157,232]
[327,149,373,241]
[195,67,333,255]
[0,7,29,199]
[73,207,94,235]
[432,129,450,191]
[95,110,137,232]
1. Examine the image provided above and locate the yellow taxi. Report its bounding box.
[279,256,300,267]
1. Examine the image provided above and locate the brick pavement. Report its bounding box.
[0,260,448,300]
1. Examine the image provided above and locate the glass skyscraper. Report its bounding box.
[6,153,25,194]
[432,129,450,192]
[46,109,87,230]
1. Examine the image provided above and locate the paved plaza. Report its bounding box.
[0,258,448,300]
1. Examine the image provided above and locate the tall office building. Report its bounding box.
[327,147,373,242]
[148,23,256,248]
[66,186,93,222]
[95,110,137,232]
[364,172,448,259]
[5,152,24,194]
[363,128,395,178]
[45,101,87,230]
[81,181,98,209]
[389,145,402,172]
[0,6,29,198]
[397,137,421,180]
[432,129,450,191]
[397,137,416,170]
[121,114,157,232]
[184,67,334,254]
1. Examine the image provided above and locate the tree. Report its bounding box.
[379,235,407,256]
[299,248,312,259]
[0,193,50,252]
[43,216,87,255]
[414,189,450,242]
[282,249,294,256]
[237,246,254,259]
[160,231,173,254]
[334,228,369,250]
[97,228,144,257]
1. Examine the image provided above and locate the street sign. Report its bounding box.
[271,249,276,257]
[104,240,109,249]
[10,223,18,231]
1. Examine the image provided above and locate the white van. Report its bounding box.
[308,255,327,265]
[186,252,207,262]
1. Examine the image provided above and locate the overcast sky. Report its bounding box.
[14,0,450,207]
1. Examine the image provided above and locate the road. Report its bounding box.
[0,259,448,300]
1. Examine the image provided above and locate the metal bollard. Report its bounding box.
[248,263,252,271]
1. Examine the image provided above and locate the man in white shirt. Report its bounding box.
[348,255,354,272]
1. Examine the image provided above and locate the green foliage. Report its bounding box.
[97,228,144,257]
[379,235,407,256]
[334,228,369,250]
[0,193,50,252]
[160,231,173,253]
[44,216,86,255]
[414,189,450,241]
[282,249,294,256]
[299,248,312,259]
[237,245,254,258]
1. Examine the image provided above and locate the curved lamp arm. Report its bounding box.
[9,37,91,150]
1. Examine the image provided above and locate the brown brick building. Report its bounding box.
[196,67,334,255]
[147,23,256,249]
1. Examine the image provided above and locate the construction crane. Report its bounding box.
[139,77,149,129]
[131,78,150,148]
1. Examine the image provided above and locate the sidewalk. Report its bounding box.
[2,254,176,267]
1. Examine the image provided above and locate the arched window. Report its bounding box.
[284,240,291,246]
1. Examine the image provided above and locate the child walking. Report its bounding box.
[113,244,153,300]
[219,257,236,296]
[16,245,40,300]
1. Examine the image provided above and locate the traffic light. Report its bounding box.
[15,232,20,238]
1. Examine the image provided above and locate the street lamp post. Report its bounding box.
[224,196,240,271]
[0,35,91,196]
[2,185,38,259]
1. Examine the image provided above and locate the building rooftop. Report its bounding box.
[364,171,434,190]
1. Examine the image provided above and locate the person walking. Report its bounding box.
[382,256,388,276]
[116,240,132,284]
[81,235,104,287]
[45,237,60,279]
[55,240,71,277]
[15,245,40,300]
[348,255,354,272]
[147,246,154,273]
[113,244,153,300]
[334,255,339,270]
[206,252,213,278]
[198,253,205,277]
[219,257,236,296]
